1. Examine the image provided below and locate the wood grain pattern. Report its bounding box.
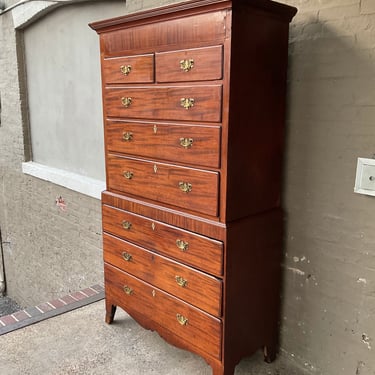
[103,233,222,316]
[102,53,154,84]
[102,204,224,276]
[106,154,219,216]
[156,45,223,83]
[104,85,222,122]
[105,120,221,168]
[104,263,222,359]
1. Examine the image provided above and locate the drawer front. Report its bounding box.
[105,263,222,359]
[102,54,154,84]
[106,155,219,216]
[103,233,222,316]
[102,205,223,277]
[104,85,222,122]
[105,121,221,168]
[155,45,223,83]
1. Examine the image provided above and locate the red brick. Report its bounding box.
[59,295,77,305]
[13,310,29,322]
[0,315,17,325]
[81,288,97,297]
[36,302,54,313]
[49,299,66,309]
[71,291,86,301]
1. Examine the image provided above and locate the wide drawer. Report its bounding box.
[105,120,221,168]
[102,54,154,84]
[105,263,222,359]
[103,233,222,316]
[104,85,222,122]
[155,45,223,83]
[106,155,219,216]
[102,205,223,276]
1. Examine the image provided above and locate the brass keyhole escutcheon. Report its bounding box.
[121,97,132,108]
[180,98,195,110]
[120,65,132,76]
[180,59,194,72]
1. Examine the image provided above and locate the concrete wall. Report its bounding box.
[282,0,375,373]
[1,0,375,373]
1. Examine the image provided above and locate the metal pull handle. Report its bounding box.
[120,65,132,76]
[121,97,132,108]
[123,285,133,295]
[122,252,132,262]
[180,59,194,72]
[179,181,192,193]
[180,98,194,110]
[179,138,193,148]
[122,132,133,141]
[175,276,188,288]
[123,171,134,180]
[122,221,132,230]
[176,313,188,326]
[176,239,189,252]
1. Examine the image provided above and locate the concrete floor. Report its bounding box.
[0,300,309,374]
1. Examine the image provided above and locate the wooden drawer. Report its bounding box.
[105,120,221,168]
[103,233,222,316]
[105,263,222,359]
[106,155,219,216]
[102,54,154,84]
[155,45,223,83]
[102,205,223,277]
[104,85,222,122]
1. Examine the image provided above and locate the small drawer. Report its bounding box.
[102,54,154,84]
[102,205,223,277]
[155,45,223,83]
[106,155,219,217]
[104,85,222,122]
[104,263,222,359]
[105,120,221,168]
[103,233,222,316]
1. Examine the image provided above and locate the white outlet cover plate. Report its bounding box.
[354,158,375,196]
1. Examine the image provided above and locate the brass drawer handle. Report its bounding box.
[179,181,192,193]
[123,285,133,295]
[123,171,134,180]
[122,251,132,262]
[121,97,132,108]
[176,313,188,326]
[122,132,133,141]
[122,221,132,230]
[120,65,132,76]
[180,59,194,72]
[176,239,189,252]
[179,138,193,148]
[180,98,194,110]
[175,276,188,288]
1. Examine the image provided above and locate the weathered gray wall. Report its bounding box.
[1,0,375,373]
[282,0,375,373]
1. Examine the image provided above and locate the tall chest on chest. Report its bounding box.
[90,1,296,374]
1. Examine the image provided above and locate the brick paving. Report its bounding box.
[0,284,104,335]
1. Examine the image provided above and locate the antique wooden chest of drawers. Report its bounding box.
[90,1,296,373]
